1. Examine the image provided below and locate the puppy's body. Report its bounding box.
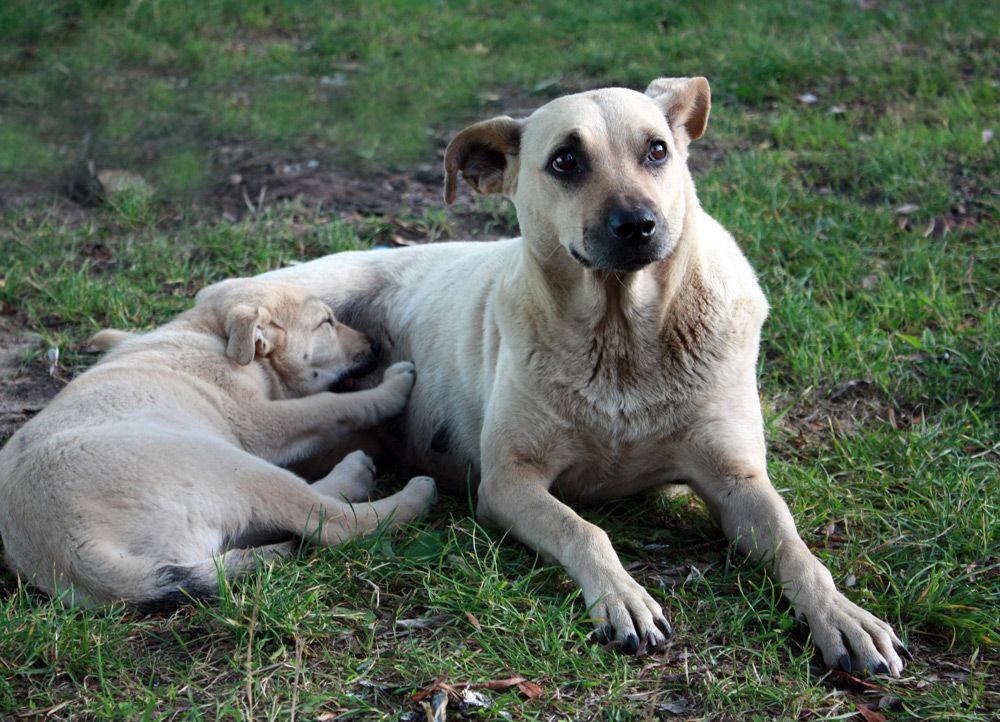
[262,79,907,676]
[0,279,436,610]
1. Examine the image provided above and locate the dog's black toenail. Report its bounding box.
[871,660,889,676]
[622,633,640,654]
[838,653,852,673]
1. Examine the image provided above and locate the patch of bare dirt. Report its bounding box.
[776,379,928,444]
[0,318,66,444]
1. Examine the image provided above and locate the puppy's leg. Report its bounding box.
[683,382,908,676]
[310,450,377,502]
[246,361,417,465]
[477,454,671,655]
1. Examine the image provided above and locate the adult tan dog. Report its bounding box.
[261,77,908,676]
[0,278,436,610]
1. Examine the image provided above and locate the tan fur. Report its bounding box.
[0,278,436,610]
[260,78,907,675]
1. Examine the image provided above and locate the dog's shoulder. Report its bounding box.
[691,211,769,334]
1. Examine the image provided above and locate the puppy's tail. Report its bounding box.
[89,329,134,351]
[135,543,298,614]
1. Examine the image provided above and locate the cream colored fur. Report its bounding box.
[260,78,906,675]
[0,278,436,610]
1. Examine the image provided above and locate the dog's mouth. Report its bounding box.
[329,354,379,393]
[570,245,660,273]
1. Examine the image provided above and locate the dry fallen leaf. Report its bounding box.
[855,703,887,722]
[517,680,544,699]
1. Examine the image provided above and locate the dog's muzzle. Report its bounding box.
[577,205,670,272]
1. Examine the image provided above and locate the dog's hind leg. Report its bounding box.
[236,460,438,547]
[295,476,438,544]
[138,470,437,610]
[136,543,299,612]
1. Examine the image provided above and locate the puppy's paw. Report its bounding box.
[383,361,416,387]
[395,475,438,522]
[587,582,671,656]
[313,450,377,502]
[377,361,416,416]
[799,591,909,677]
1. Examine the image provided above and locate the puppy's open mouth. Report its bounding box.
[329,354,379,393]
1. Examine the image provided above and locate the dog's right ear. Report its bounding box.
[224,305,274,366]
[444,117,521,204]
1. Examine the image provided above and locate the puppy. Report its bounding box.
[260,78,908,675]
[0,278,436,610]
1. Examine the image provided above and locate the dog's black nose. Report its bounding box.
[609,208,657,245]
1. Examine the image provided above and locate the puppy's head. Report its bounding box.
[195,279,379,397]
[444,76,710,274]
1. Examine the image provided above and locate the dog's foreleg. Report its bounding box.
[683,384,908,676]
[477,456,671,655]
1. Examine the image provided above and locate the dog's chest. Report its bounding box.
[533,294,729,441]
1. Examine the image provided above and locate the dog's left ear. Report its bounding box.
[444,117,522,204]
[225,305,277,366]
[644,77,711,153]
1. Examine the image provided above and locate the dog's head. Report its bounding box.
[195,279,379,397]
[444,77,710,274]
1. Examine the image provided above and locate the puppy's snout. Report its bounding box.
[609,208,658,245]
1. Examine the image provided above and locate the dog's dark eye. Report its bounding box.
[647,141,668,163]
[550,149,578,173]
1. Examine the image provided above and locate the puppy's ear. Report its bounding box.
[224,305,274,366]
[444,117,521,204]
[644,77,711,152]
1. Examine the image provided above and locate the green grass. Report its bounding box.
[2,0,999,719]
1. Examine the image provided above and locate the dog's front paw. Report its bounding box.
[588,581,671,656]
[799,591,909,677]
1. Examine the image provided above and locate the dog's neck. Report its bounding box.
[504,177,717,413]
